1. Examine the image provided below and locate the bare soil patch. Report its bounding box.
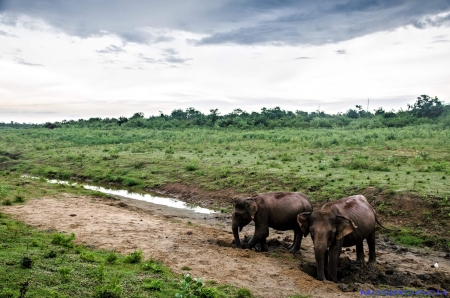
[1,193,450,297]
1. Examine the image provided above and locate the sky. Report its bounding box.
[0,0,450,124]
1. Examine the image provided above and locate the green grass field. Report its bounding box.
[0,211,253,298]
[1,124,450,296]
[1,125,449,199]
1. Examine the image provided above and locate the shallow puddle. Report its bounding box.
[22,175,216,214]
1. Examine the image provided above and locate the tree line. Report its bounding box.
[1,95,449,129]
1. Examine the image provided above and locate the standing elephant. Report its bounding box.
[232,192,313,253]
[297,195,386,282]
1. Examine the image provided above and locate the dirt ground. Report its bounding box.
[1,193,450,298]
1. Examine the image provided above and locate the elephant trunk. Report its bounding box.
[232,223,241,248]
[314,246,327,281]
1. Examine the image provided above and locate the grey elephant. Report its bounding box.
[297,195,388,282]
[232,192,313,253]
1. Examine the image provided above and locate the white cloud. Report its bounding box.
[0,4,450,123]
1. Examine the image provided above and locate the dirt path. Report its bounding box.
[1,194,449,297]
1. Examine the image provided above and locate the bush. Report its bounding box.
[184,162,199,171]
[1,199,12,206]
[106,252,118,263]
[13,196,24,203]
[51,233,75,247]
[94,284,122,298]
[143,279,162,291]
[236,288,253,298]
[200,287,219,298]
[123,250,143,264]
[20,256,33,269]
[175,274,203,298]
[142,259,162,273]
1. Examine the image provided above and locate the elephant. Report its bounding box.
[297,195,387,282]
[232,192,313,253]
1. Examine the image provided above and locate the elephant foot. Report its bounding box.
[288,247,300,254]
[368,258,376,264]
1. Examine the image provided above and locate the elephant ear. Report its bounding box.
[245,198,258,220]
[297,212,312,237]
[336,214,358,240]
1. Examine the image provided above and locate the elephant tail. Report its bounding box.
[375,214,398,231]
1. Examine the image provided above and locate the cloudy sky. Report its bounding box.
[1,0,450,123]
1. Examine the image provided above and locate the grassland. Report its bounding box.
[1,125,449,198]
[0,124,450,296]
[1,125,450,246]
[0,210,253,298]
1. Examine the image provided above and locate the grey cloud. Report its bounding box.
[14,57,43,66]
[138,53,159,64]
[2,0,450,46]
[97,45,124,54]
[164,56,191,64]
[161,48,178,55]
[0,29,15,37]
[336,49,347,55]
[413,11,450,29]
[433,39,450,43]
[294,56,313,60]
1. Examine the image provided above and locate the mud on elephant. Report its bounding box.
[232,192,313,253]
[297,195,388,282]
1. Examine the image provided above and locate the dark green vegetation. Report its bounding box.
[0,211,251,297]
[3,95,449,130]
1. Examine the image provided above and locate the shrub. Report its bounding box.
[185,162,199,171]
[106,252,118,263]
[94,284,122,298]
[175,274,203,298]
[20,256,33,269]
[142,260,162,273]
[143,279,162,291]
[1,199,12,206]
[236,288,253,298]
[123,250,143,264]
[200,287,219,298]
[13,196,25,203]
[51,233,75,247]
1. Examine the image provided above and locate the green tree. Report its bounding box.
[408,95,444,118]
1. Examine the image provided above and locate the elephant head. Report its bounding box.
[297,211,357,281]
[232,197,258,248]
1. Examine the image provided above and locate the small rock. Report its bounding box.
[338,283,348,291]
[69,214,77,217]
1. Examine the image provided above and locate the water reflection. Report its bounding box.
[23,175,216,214]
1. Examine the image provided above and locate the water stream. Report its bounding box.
[22,175,216,214]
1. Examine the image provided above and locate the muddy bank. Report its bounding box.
[1,194,449,297]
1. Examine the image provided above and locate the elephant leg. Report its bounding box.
[260,237,269,252]
[289,229,302,254]
[328,242,343,282]
[366,230,376,263]
[356,241,365,264]
[287,233,296,250]
[248,226,269,249]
